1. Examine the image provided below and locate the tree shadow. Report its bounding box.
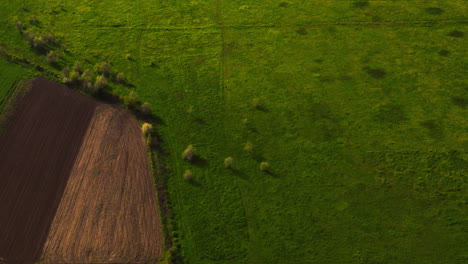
[188,179,202,187]
[252,153,265,162]
[229,168,249,181]
[255,105,269,112]
[192,156,208,168]
[247,125,257,133]
[265,170,279,178]
[193,116,207,125]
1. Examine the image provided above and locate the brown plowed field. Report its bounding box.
[41,104,162,263]
[0,78,162,264]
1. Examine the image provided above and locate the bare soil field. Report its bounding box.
[0,78,162,264]
[41,104,162,263]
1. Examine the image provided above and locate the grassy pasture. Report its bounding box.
[0,1,467,264]
[0,58,29,113]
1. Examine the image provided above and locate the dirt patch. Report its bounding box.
[0,78,162,263]
[0,78,97,263]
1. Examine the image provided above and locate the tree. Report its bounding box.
[94,75,107,92]
[141,123,153,136]
[95,61,111,76]
[224,157,234,168]
[141,102,152,115]
[123,91,139,108]
[14,20,24,31]
[69,70,81,83]
[32,36,46,49]
[187,105,194,115]
[244,142,253,152]
[81,69,93,82]
[22,30,35,46]
[260,161,269,171]
[253,97,261,109]
[182,144,195,161]
[116,72,126,83]
[46,50,59,65]
[73,61,83,73]
[183,170,193,182]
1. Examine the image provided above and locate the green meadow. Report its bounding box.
[0,59,29,112]
[0,1,466,263]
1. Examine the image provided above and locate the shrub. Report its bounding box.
[62,77,71,84]
[73,61,83,73]
[82,79,93,92]
[22,30,35,46]
[95,61,111,76]
[253,97,261,109]
[81,69,93,82]
[32,36,47,49]
[46,50,59,65]
[61,67,70,77]
[224,157,234,168]
[116,72,126,83]
[183,170,193,182]
[125,53,131,60]
[187,105,194,115]
[41,33,57,45]
[94,75,107,92]
[29,16,39,25]
[141,102,152,115]
[260,161,269,171]
[69,70,81,83]
[244,142,253,152]
[141,123,153,136]
[123,90,139,108]
[182,144,195,161]
[14,20,24,31]
[242,118,249,125]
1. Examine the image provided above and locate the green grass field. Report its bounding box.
[0,58,29,112]
[0,1,467,263]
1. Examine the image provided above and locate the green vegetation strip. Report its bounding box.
[0,58,30,132]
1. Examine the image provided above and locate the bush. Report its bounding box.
[260,161,269,171]
[182,144,195,161]
[224,157,234,168]
[41,33,57,45]
[62,76,71,84]
[29,16,39,25]
[183,170,193,182]
[141,102,152,115]
[95,61,111,76]
[141,123,153,136]
[253,97,261,109]
[69,70,81,83]
[244,142,253,152]
[187,105,194,115]
[73,61,83,73]
[116,72,126,83]
[32,36,46,49]
[46,50,59,65]
[94,75,107,92]
[81,69,93,82]
[14,20,24,31]
[22,30,35,46]
[61,67,70,77]
[125,53,131,60]
[123,90,139,108]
